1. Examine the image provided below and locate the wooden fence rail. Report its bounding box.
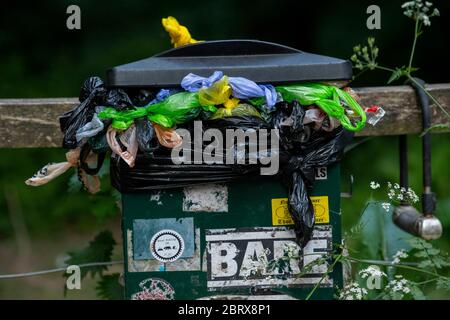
[1,83,449,148]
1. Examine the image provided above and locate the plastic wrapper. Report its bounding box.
[25,147,102,194]
[198,76,239,109]
[75,113,104,142]
[106,125,138,167]
[59,77,105,149]
[135,118,158,156]
[209,103,262,120]
[110,117,266,192]
[271,100,309,151]
[365,105,385,125]
[88,134,109,154]
[182,71,223,92]
[162,16,198,48]
[60,76,135,148]
[228,77,277,108]
[181,71,277,108]
[274,83,366,132]
[280,126,354,246]
[25,148,80,186]
[153,123,183,148]
[147,92,215,127]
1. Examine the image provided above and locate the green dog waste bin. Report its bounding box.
[106,40,352,300]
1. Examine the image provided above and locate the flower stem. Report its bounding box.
[305,253,342,300]
[408,17,420,70]
[343,256,445,279]
[373,65,396,73]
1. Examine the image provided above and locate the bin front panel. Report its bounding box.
[121,164,342,300]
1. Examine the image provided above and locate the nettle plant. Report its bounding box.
[351,0,450,133]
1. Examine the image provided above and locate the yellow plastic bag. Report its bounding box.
[209,103,261,120]
[198,76,240,109]
[162,16,198,48]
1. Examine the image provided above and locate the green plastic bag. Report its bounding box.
[275,83,366,132]
[99,92,217,129]
[98,108,147,130]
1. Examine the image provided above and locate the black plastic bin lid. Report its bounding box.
[106,40,352,87]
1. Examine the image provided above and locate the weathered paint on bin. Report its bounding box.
[121,164,342,300]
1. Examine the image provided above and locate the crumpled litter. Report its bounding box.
[59,77,105,149]
[182,71,224,93]
[365,105,385,126]
[181,71,277,108]
[275,83,366,132]
[25,148,81,187]
[76,113,105,142]
[135,118,157,155]
[228,77,277,108]
[153,123,183,148]
[303,107,341,132]
[198,76,239,109]
[209,103,261,120]
[106,125,139,167]
[162,16,198,48]
[25,148,101,194]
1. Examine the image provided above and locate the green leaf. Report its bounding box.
[358,201,413,261]
[64,230,116,281]
[96,273,124,300]
[410,285,426,300]
[436,278,450,291]
[387,69,402,84]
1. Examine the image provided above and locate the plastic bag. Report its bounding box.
[88,134,109,154]
[59,77,106,149]
[209,103,262,120]
[25,148,80,186]
[162,16,198,48]
[198,76,235,107]
[182,71,224,92]
[271,101,309,151]
[281,127,354,246]
[106,125,138,167]
[60,76,135,148]
[99,92,216,129]
[98,107,147,130]
[275,83,366,132]
[135,118,158,156]
[228,77,277,108]
[181,71,277,108]
[75,113,104,142]
[110,118,265,192]
[104,88,134,111]
[303,107,341,132]
[153,123,183,148]
[147,92,215,128]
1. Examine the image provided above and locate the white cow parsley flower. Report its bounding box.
[402,0,440,26]
[338,282,368,300]
[370,181,381,189]
[359,265,387,279]
[392,249,409,264]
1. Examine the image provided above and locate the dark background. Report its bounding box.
[0,0,449,299]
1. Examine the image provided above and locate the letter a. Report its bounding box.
[66,5,81,30]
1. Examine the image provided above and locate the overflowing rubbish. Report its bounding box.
[26,16,382,248]
[365,105,386,126]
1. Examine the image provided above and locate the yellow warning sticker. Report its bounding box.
[271,196,330,226]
